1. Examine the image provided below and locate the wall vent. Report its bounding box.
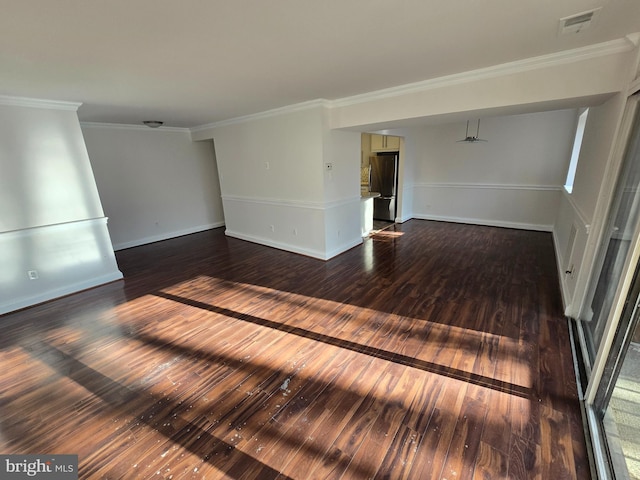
[558,8,601,35]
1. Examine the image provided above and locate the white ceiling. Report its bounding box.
[1,0,638,128]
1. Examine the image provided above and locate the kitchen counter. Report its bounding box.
[360,191,381,199]
[360,192,379,237]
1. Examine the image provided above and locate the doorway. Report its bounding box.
[360,133,404,229]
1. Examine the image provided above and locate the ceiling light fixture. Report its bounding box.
[143,120,164,128]
[456,119,487,143]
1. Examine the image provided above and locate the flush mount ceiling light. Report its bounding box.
[456,119,487,143]
[143,120,164,128]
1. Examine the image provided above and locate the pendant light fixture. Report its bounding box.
[143,121,164,128]
[456,119,487,143]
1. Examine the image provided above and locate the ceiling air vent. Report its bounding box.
[558,8,601,35]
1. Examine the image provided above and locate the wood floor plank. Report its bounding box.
[509,432,542,479]
[298,361,395,479]
[407,378,471,480]
[337,364,424,479]
[274,358,385,478]
[0,220,589,479]
[245,351,375,479]
[439,390,488,480]
[473,441,509,480]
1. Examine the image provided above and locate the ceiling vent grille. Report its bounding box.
[558,8,601,35]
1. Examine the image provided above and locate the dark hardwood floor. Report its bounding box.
[0,220,589,479]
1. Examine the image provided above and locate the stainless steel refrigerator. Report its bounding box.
[369,152,398,221]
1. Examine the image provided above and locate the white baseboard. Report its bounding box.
[325,237,363,260]
[225,229,326,260]
[0,271,123,316]
[114,222,225,250]
[225,229,362,260]
[412,213,553,232]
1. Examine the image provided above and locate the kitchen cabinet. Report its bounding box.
[371,134,400,152]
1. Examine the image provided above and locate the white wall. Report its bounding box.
[399,110,577,230]
[204,103,362,260]
[322,123,361,257]
[0,99,122,315]
[211,105,327,258]
[81,124,225,250]
[213,106,326,202]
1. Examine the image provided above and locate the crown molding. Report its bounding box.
[190,99,332,133]
[332,37,636,108]
[188,36,636,133]
[0,94,81,111]
[80,121,189,133]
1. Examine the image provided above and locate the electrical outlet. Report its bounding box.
[325,163,333,171]
[269,225,275,232]
[264,162,270,170]
[293,228,298,236]
[27,270,39,280]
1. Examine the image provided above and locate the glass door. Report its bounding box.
[599,312,640,479]
[581,93,640,479]
[587,259,640,479]
[584,96,640,365]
